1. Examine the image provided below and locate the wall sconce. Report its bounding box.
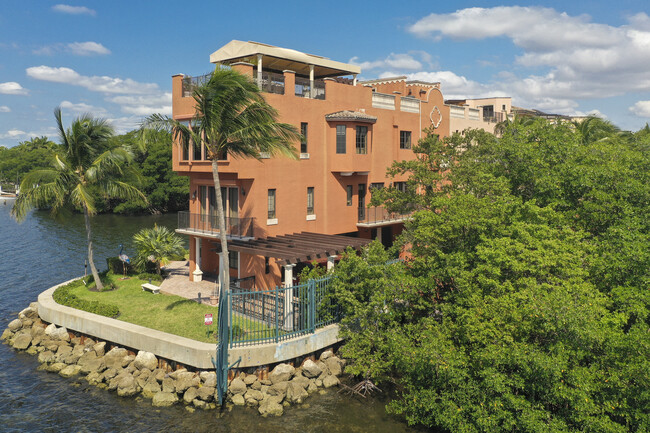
[241,187,246,196]
[192,190,197,200]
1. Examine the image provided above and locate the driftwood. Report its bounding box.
[339,378,382,398]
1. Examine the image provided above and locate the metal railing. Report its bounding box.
[294,76,326,100]
[182,73,211,97]
[227,276,338,347]
[177,211,255,238]
[253,70,285,95]
[358,205,411,225]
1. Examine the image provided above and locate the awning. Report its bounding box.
[212,231,371,266]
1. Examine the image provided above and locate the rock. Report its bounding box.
[244,389,264,401]
[244,374,258,385]
[30,325,45,338]
[117,375,140,397]
[269,363,295,384]
[77,351,105,374]
[245,396,259,407]
[315,378,323,387]
[46,362,67,373]
[175,372,199,393]
[1,329,13,341]
[12,331,32,350]
[51,327,70,342]
[320,350,334,361]
[59,365,82,378]
[134,351,158,371]
[20,306,39,320]
[38,350,56,364]
[197,386,215,402]
[200,371,216,386]
[323,375,340,388]
[152,392,178,407]
[123,355,135,369]
[153,369,166,383]
[8,319,23,332]
[258,398,284,417]
[192,398,208,409]
[307,381,318,393]
[250,380,262,391]
[141,377,161,399]
[101,368,118,381]
[291,374,311,389]
[183,387,199,404]
[104,347,128,369]
[286,382,309,404]
[93,342,106,357]
[302,359,323,378]
[26,347,38,355]
[325,357,342,376]
[71,337,82,346]
[168,368,187,380]
[44,323,57,337]
[162,377,175,393]
[231,393,245,406]
[83,337,96,347]
[86,371,103,386]
[260,379,272,386]
[229,377,247,395]
[268,381,289,397]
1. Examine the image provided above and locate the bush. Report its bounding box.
[137,272,163,283]
[53,279,120,318]
[106,256,133,275]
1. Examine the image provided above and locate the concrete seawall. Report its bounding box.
[37,279,342,369]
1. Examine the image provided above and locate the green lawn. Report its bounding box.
[61,272,270,343]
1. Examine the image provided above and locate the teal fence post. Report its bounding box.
[274,285,279,343]
[228,290,233,347]
[308,279,316,333]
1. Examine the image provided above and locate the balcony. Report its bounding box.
[294,76,326,100]
[177,211,255,240]
[253,70,285,95]
[357,206,411,227]
[181,73,211,97]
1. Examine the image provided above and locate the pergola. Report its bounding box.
[214,231,371,267]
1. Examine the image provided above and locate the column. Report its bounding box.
[376,227,382,242]
[283,264,295,331]
[327,255,337,271]
[193,237,203,282]
[309,64,314,99]
[353,74,358,86]
[257,54,263,89]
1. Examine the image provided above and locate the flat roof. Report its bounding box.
[209,40,361,78]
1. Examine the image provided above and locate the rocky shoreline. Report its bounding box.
[2,303,345,417]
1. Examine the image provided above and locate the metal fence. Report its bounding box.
[177,211,255,238]
[227,275,338,347]
[294,76,326,100]
[358,205,411,225]
[253,70,285,95]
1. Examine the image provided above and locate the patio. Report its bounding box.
[159,260,218,305]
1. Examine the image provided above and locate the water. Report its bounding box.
[0,203,420,432]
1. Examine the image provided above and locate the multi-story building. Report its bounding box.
[446,97,513,134]
[171,40,450,289]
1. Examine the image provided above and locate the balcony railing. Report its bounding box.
[182,73,211,97]
[253,70,285,95]
[177,211,255,238]
[357,206,411,226]
[294,76,326,100]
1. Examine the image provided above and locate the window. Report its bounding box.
[307,187,314,215]
[229,250,238,270]
[336,125,346,154]
[346,185,353,206]
[267,189,276,219]
[400,131,412,149]
[370,182,384,191]
[356,126,368,154]
[179,120,190,160]
[265,257,270,274]
[394,181,407,193]
[193,140,202,161]
[300,123,308,154]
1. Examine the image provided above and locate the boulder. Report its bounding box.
[20,306,39,320]
[44,323,57,337]
[101,368,118,381]
[134,351,158,371]
[197,386,215,402]
[152,392,178,407]
[269,363,295,384]
[141,377,162,399]
[71,337,82,346]
[231,393,245,406]
[12,330,32,350]
[320,350,334,361]
[8,319,23,332]
[46,362,67,373]
[51,327,70,342]
[1,329,13,341]
[168,368,187,380]
[123,355,136,369]
[243,374,258,385]
[38,350,56,364]
[59,365,82,378]
[245,389,264,401]
[153,369,166,383]
[307,381,318,393]
[85,371,103,386]
[175,372,199,393]
[30,325,45,338]
[93,342,106,357]
[183,387,199,404]
[250,380,262,391]
[83,337,96,347]
[193,398,209,409]
[77,351,105,374]
[200,371,216,387]
[162,377,176,393]
[286,381,309,404]
[258,397,284,417]
[302,359,323,378]
[229,377,247,395]
[323,375,340,388]
[291,374,311,389]
[267,381,289,397]
[325,357,342,376]
[104,347,128,369]
[116,375,139,397]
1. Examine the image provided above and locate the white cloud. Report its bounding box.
[350,51,435,71]
[67,42,110,56]
[51,4,96,16]
[0,106,10,113]
[629,100,650,117]
[59,100,107,114]
[26,66,159,94]
[0,82,28,95]
[107,93,172,116]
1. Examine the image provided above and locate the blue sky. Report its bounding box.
[2,1,650,147]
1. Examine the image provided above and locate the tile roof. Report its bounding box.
[325,110,377,123]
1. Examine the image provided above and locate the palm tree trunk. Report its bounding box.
[83,205,103,290]
[211,159,229,301]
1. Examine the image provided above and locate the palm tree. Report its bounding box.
[133,224,185,275]
[12,108,146,290]
[572,116,621,144]
[142,67,299,300]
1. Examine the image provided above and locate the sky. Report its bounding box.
[1,1,650,147]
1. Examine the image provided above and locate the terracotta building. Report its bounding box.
[171,41,450,288]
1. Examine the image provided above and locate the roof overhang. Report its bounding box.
[325,110,377,124]
[210,40,361,79]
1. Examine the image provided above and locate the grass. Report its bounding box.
[60,271,271,344]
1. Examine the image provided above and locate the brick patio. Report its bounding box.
[159,261,219,305]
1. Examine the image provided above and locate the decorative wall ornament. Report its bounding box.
[430,106,442,128]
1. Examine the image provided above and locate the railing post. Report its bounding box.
[309,279,316,333]
[228,290,233,347]
[274,285,279,343]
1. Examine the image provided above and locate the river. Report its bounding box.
[0,202,422,433]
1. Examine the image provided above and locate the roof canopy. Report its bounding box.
[212,232,371,266]
[325,110,377,124]
[209,40,361,78]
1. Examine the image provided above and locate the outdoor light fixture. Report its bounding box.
[192,190,197,200]
[241,187,245,196]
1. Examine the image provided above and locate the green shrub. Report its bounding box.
[106,256,133,275]
[53,279,120,318]
[137,272,163,283]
